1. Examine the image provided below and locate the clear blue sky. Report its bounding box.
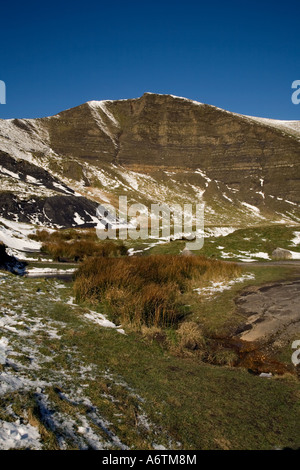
[0,0,299,120]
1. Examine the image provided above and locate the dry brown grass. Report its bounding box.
[74,255,241,327]
[41,239,127,262]
[31,227,128,262]
[209,347,239,367]
[140,325,167,344]
[30,228,98,243]
[177,321,206,351]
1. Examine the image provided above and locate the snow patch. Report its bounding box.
[288,250,300,260]
[194,273,255,297]
[291,231,300,246]
[0,166,20,179]
[73,212,85,226]
[194,169,211,186]
[0,217,41,253]
[239,251,270,260]
[0,420,41,450]
[205,227,237,238]
[67,298,125,334]
[241,202,261,214]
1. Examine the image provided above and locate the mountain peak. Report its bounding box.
[0,93,299,231]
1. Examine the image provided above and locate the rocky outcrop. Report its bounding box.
[0,151,74,195]
[0,192,98,228]
[272,247,293,260]
[0,243,27,275]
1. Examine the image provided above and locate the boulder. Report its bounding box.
[271,247,292,260]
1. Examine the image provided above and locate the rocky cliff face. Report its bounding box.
[0,93,299,228]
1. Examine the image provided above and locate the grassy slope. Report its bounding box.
[0,268,299,450]
[144,225,300,260]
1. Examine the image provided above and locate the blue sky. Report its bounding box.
[0,0,299,119]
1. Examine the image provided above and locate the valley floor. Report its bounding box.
[0,267,299,450]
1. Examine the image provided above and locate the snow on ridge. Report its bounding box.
[87,102,119,148]
[87,95,300,129]
[241,115,300,138]
[88,101,119,127]
[162,93,205,106]
[52,181,74,195]
[190,184,205,200]
[246,115,300,129]
[26,175,41,185]
[222,193,233,203]
[118,170,139,190]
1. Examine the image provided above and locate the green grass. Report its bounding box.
[71,326,300,450]
[26,223,300,263]
[184,264,300,335]
[140,224,300,260]
[1,268,299,450]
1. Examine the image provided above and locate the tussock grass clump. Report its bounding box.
[30,228,98,243]
[209,348,239,367]
[74,255,241,327]
[140,326,167,344]
[177,321,206,351]
[31,228,128,262]
[41,239,127,262]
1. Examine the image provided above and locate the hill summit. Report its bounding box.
[0,93,299,228]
